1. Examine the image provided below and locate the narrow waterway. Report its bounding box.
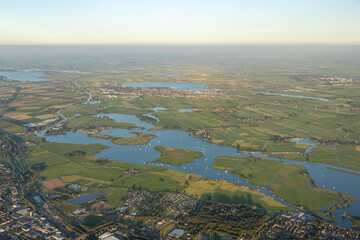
[250,91,330,102]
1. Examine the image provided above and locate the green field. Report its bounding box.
[212,156,344,210]
[184,180,290,211]
[24,136,110,180]
[310,145,360,171]
[0,80,87,125]
[61,104,102,118]
[78,167,125,182]
[41,158,292,211]
[64,115,133,129]
[103,106,150,115]
[105,187,129,206]
[149,146,204,166]
[272,145,360,171]
[25,135,109,156]
[0,120,26,133]
[25,144,69,167]
[88,132,156,145]
[37,162,84,180]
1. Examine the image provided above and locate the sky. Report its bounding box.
[0,0,360,45]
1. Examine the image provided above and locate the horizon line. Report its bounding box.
[1,43,360,46]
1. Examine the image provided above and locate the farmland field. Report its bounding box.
[64,115,133,130]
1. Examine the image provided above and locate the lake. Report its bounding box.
[0,71,46,81]
[145,73,188,78]
[179,109,197,112]
[67,194,100,205]
[38,112,360,229]
[251,91,330,102]
[122,82,209,91]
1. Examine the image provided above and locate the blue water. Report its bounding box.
[149,107,168,112]
[289,138,318,153]
[123,82,209,91]
[251,91,330,102]
[38,113,360,229]
[145,73,188,78]
[67,194,100,205]
[179,109,196,112]
[0,71,46,81]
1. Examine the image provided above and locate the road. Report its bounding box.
[0,135,79,238]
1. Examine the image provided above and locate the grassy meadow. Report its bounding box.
[149,146,204,166]
[213,156,344,210]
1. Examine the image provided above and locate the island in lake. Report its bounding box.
[88,132,156,145]
[149,146,204,166]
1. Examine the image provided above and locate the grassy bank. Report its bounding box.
[88,132,156,145]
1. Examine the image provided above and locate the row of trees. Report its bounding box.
[184,201,268,238]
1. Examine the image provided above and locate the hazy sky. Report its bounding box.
[1,0,360,44]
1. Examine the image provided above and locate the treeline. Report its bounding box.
[309,137,358,146]
[65,150,86,157]
[199,192,264,209]
[270,135,290,143]
[236,143,266,153]
[44,129,67,136]
[185,201,268,239]
[136,114,157,123]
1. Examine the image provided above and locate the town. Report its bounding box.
[1,160,360,239]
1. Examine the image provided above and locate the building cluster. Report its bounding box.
[0,164,66,240]
[259,212,314,239]
[299,75,359,87]
[0,164,11,176]
[118,191,195,237]
[2,161,360,239]
[95,225,136,240]
[60,191,195,239]
[259,212,360,240]
[317,76,356,86]
[124,191,197,216]
[89,86,223,100]
[156,192,198,212]
[94,223,186,240]
[317,224,360,240]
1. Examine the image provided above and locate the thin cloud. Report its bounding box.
[3,12,14,16]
